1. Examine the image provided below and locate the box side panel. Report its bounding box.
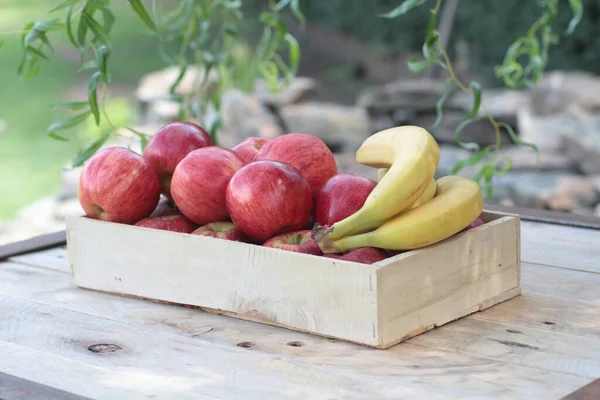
[377,216,520,346]
[67,217,379,346]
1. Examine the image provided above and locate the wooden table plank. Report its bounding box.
[0,293,458,400]
[0,341,217,400]
[0,371,91,400]
[520,221,600,273]
[8,246,69,273]
[562,377,600,400]
[0,231,65,261]
[0,260,592,400]
[521,263,600,304]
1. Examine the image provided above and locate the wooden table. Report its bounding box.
[1,214,599,399]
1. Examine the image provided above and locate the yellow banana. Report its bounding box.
[312,125,440,241]
[377,168,388,182]
[405,178,437,210]
[378,168,437,211]
[317,175,483,253]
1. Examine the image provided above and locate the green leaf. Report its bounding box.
[48,132,71,141]
[290,0,306,24]
[284,33,300,77]
[88,71,102,125]
[128,0,157,32]
[169,64,187,95]
[566,0,583,35]
[432,79,453,129]
[50,0,81,13]
[76,10,89,46]
[407,56,431,72]
[451,145,493,175]
[26,46,49,60]
[82,11,111,48]
[379,0,428,18]
[21,22,34,49]
[498,122,540,165]
[96,45,110,83]
[65,6,78,48]
[495,155,513,176]
[0,39,4,49]
[70,132,111,168]
[100,5,116,35]
[47,110,92,136]
[465,81,482,119]
[453,118,480,152]
[77,59,98,72]
[50,101,90,111]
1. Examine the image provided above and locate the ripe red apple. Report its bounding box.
[255,133,337,194]
[462,216,486,232]
[171,146,246,225]
[263,230,322,255]
[143,121,214,199]
[231,136,270,164]
[323,247,388,265]
[78,147,160,224]
[226,160,312,243]
[192,221,250,243]
[315,173,377,226]
[134,214,196,233]
[150,196,180,217]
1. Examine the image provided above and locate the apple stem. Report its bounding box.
[290,233,303,244]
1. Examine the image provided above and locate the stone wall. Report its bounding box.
[2,67,600,245]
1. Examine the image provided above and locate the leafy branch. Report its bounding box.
[381,0,583,198]
[10,0,304,169]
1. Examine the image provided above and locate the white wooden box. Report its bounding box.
[66,210,521,349]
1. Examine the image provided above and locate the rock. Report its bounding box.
[529,70,600,115]
[560,116,600,175]
[517,107,584,151]
[334,154,378,182]
[496,146,578,172]
[446,89,529,128]
[253,77,319,107]
[356,78,450,112]
[136,65,218,104]
[217,89,283,148]
[595,203,600,217]
[545,176,600,212]
[280,102,370,153]
[494,172,567,209]
[414,111,514,148]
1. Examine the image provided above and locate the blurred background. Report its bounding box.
[1,0,599,244]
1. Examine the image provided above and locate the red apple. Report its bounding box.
[324,247,388,265]
[255,133,337,194]
[263,230,322,255]
[315,173,377,226]
[134,214,196,233]
[231,136,270,164]
[226,160,312,243]
[78,147,160,224]
[143,121,214,199]
[150,196,180,217]
[171,146,245,225]
[462,216,486,232]
[192,221,250,242]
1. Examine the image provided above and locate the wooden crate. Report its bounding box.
[66,210,521,349]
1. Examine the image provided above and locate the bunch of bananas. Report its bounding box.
[311,125,484,253]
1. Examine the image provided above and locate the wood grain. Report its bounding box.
[520,221,600,273]
[0,260,593,400]
[562,377,600,400]
[0,294,456,400]
[378,215,520,346]
[66,212,520,348]
[0,231,65,261]
[9,246,69,273]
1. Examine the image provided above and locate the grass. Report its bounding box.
[0,0,166,222]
